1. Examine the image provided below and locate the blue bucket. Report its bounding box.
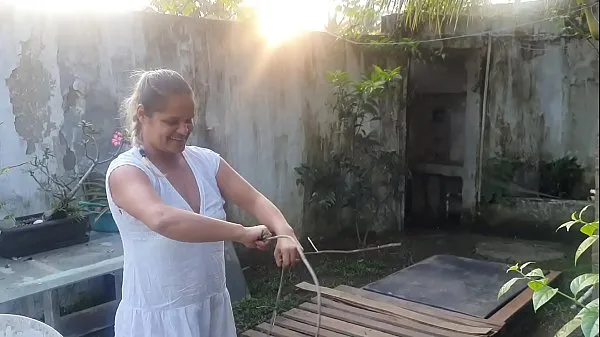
[79,201,119,233]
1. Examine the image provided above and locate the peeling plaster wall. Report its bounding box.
[484,38,599,190]
[0,7,374,237]
[0,9,63,213]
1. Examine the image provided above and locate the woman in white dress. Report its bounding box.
[105,69,300,337]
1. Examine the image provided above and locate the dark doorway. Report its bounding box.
[405,54,468,230]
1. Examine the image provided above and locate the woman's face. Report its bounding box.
[138,92,195,154]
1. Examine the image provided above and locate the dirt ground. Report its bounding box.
[234,228,590,337]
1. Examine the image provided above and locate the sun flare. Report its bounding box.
[3,0,331,46]
[244,0,330,46]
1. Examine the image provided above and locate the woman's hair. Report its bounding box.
[121,69,194,145]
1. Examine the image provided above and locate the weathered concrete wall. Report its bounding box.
[200,27,372,235]
[405,38,598,222]
[486,39,598,159]
[483,38,599,191]
[387,3,599,220]
[0,6,379,237]
[476,198,594,242]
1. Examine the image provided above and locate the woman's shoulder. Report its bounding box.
[106,147,152,177]
[184,145,221,159]
[184,146,222,174]
[109,147,143,166]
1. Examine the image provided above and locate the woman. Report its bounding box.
[106,69,300,337]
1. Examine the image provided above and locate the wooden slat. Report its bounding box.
[273,316,347,337]
[255,323,309,337]
[336,285,503,329]
[282,308,396,337]
[489,271,561,323]
[300,302,449,337]
[309,297,475,337]
[296,282,492,335]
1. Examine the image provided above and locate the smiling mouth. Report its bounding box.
[170,136,186,141]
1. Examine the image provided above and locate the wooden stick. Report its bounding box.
[264,235,321,337]
[304,242,402,255]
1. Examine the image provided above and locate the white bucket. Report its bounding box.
[0,314,63,337]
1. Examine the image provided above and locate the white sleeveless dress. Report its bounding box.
[105,145,237,337]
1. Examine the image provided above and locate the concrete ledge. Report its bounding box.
[474,198,594,242]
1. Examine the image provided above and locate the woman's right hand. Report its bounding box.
[237,225,271,250]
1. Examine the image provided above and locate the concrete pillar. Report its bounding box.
[462,48,484,217]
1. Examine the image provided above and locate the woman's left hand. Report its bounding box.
[274,232,301,268]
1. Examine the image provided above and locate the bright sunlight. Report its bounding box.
[3,0,332,46]
[243,0,331,46]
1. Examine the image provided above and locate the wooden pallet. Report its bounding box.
[241,271,560,337]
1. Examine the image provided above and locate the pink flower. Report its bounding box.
[112,131,123,147]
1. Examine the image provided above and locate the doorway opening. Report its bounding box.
[405,53,468,230]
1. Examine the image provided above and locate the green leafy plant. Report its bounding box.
[295,66,403,246]
[498,205,599,337]
[540,156,585,199]
[481,157,530,202]
[150,0,243,19]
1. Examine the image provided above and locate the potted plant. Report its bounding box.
[79,130,124,233]
[80,171,119,233]
[0,122,124,258]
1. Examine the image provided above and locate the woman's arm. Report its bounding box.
[215,159,295,236]
[108,165,269,246]
[216,158,300,267]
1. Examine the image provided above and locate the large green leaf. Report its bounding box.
[532,286,558,312]
[557,220,579,232]
[506,263,520,272]
[525,268,545,278]
[519,262,535,271]
[555,317,582,337]
[498,277,523,299]
[578,205,592,220]
[580,222,599,236]
[528,279,547,292]
[570,274,600,298]
[575,235,599,265]
[579,306,599,337]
